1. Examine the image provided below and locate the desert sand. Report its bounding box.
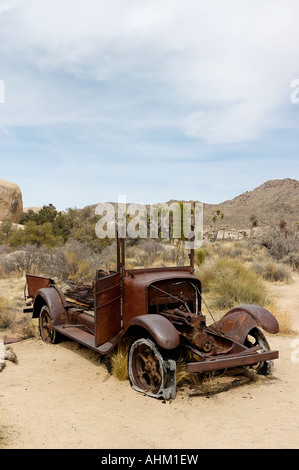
[1,277,299,450]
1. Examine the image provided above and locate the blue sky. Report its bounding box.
[0,0,298,211]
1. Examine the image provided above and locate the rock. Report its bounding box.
[0,179,23,223]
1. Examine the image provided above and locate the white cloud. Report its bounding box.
[1,0,299,145]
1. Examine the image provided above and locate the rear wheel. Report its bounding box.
[128,338,176,399]
[39,305,58,344]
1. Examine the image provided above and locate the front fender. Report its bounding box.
[33,286,68,326]
[126,314,180,350]
[211,305,279,344]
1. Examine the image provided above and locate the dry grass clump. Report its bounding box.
[0,278,36,339]
[0,307,36,339]
[266,302,294,336]
[205,240,267,264]
[0,426,10,447]
[109,340,130,381]
[0,295,9,328]
[176,357,201,388]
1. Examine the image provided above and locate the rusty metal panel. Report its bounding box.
[226,305,279,334]
[123,269,200,325]
[26,274,54,299]
[211,311,258,344]
[95,272,122,347]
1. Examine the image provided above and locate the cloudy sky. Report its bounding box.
[0,0,298,210]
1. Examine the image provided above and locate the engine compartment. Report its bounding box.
[148,279,234,357]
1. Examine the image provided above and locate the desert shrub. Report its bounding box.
[216,241,244,259]
[46,239,100,283]
[268,238,291,260]
[211,258,267,309]
[207,239,269,264]
[7,221,63,248]
[283,246,299,270]
[16,204,110,253]
[21,204,58,225]
[0,245,51,277]
[197,257,268,310]
[125,239,178,268]
[253,261,292,283]
[0,220,16,243]
[195,258,217,292]
[0,246,50,277]
[195,248,209,266]
[126,239,165,266]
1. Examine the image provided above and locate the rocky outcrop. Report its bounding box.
[0,179,23,223]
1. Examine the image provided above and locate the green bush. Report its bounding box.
[21,203,58,225]
[7,221,62,248]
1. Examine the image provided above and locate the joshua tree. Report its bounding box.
[211,210,224,241]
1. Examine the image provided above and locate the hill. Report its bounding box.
[203,178,299,231]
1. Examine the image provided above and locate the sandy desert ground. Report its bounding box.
[0,276,299,450]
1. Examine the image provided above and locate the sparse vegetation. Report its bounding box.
[0,201,298,341]
[253,261,292,283]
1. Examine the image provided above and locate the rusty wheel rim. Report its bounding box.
[245,327,270,373]
[131,341,163,394]
[39,307,54,343]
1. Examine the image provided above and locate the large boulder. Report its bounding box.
[0,179,23,223]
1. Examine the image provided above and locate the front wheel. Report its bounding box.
[244,327,273,375]
[128,338,176,399]
[39,305,59,344]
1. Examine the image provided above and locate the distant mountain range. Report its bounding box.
[25,178,298,233]
[87,178,299,232]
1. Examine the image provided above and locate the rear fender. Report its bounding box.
[211,305,279,344]
[33,286,68,326]
[126,314,180,350]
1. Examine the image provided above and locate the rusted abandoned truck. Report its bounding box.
[24,237,279,399]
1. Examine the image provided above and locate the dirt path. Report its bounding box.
[1,278,299,449]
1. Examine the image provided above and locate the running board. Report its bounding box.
[54,325,114,354]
